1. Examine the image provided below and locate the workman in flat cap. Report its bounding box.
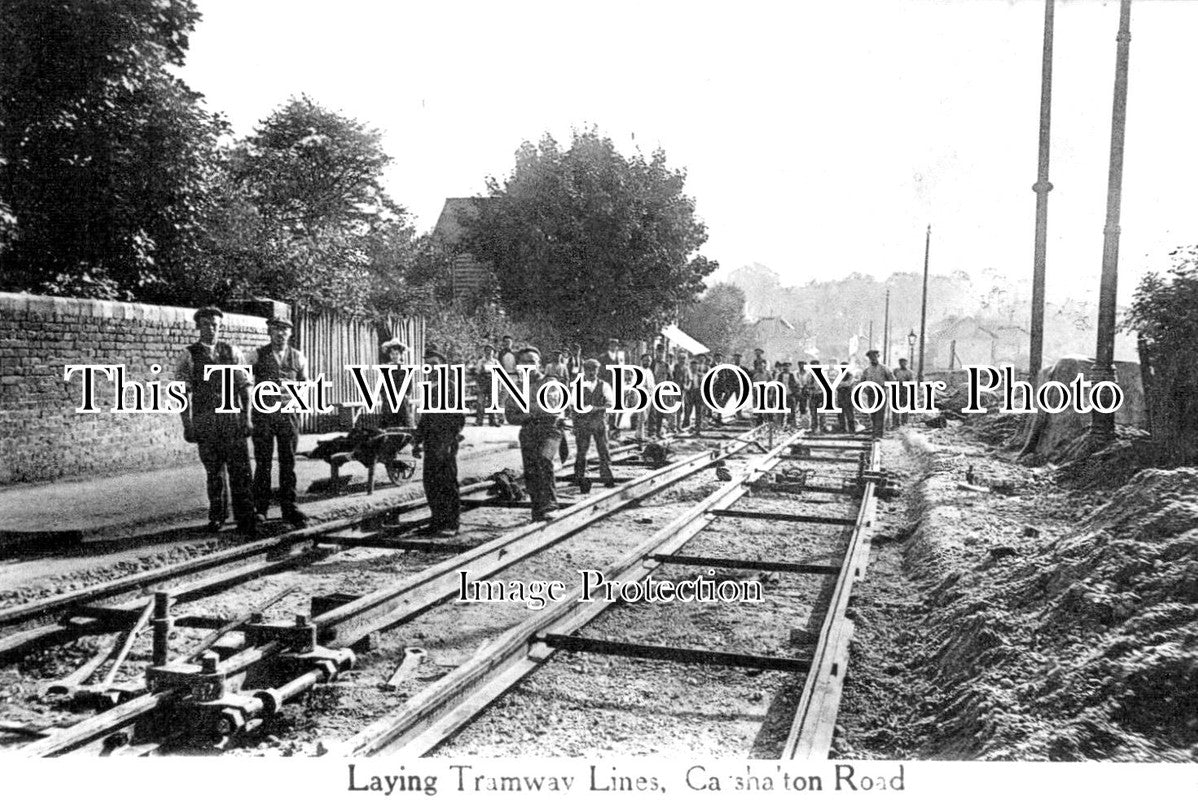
[860,349,895,440]
[571,358,616,491]
[174,306,256,535]
[245,317,309,528]
[412,348,466,534]
[506,346,566,521]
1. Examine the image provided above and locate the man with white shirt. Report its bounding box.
[571,358,616,490]
[175,306,256,535]
[860,349,895,440]
[246,317,309,528]
[506,347,566,521]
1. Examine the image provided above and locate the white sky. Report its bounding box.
[180,0,1198,305]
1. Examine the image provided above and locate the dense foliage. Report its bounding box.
[464,130,717,351]
[0,0,223,299]
[678,283,746,355]
[1125,245,1198,462]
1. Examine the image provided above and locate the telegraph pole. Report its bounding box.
[918,225,930,382]
[1092,0,1132,440]
[1029,0,1055,383]
[882,288,891,364]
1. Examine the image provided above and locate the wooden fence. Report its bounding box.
[292,308,425,433]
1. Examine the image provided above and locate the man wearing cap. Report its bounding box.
[412,348,466,534]
[892,357,914,427]
[571,358,616,490]
[506,347,565,521]
[474,343,502,427]
[175,307,256,535]
[860,350,895,439]
[245,318,309,528]
[597,338,623,438]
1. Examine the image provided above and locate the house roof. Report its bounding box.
[662,323,709,355]
[432,197,492,245]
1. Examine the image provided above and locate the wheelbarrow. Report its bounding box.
[305,426,417,495]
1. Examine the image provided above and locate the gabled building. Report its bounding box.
[742,316,811,363]
[431,197,495,300]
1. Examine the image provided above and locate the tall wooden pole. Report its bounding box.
[1091,0,1132,440]
[917,225,930,382]
[1029,0,1055,383]
[882,288,891,364]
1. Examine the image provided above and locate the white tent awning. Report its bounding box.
[661,323,709,355]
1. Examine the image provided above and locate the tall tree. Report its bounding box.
[678,283,746,354]
[0,0,223,299]
[464,130,716,348]
[189,96,421,316]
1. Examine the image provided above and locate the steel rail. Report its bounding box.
[340,432,808,756]
[0,441,648,632]
[317,432,761,648]
[781,440,881,758]
[18,431,760,756]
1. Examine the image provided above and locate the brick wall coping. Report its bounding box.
[0,292,267,329]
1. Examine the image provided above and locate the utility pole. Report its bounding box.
[868,320,874,351]
[918,225,930,382]
[882,288,891,364]
[1092,0,1132,441]
[1029,0,1055,383]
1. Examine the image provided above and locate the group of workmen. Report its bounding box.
[175,306,311,537]
[178,307,917,538]
[175,306,462,538]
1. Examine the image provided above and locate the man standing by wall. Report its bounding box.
[412,348,466,535]
[246,317,309,528]
[175,307,256,536]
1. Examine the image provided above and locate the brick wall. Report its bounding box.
[0,293,269,485]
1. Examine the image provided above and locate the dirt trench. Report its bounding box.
[836,422,1198,762]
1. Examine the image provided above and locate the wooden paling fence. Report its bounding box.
[292,308,425,433]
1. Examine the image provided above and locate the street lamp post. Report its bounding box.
[907,329,917,373]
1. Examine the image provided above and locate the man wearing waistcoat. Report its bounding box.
[247,317,309,528]
[571,358,616,490]
[412,348,466,534]
[506,347,565,522]
[175,307,256,535]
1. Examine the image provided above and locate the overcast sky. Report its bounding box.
[180,0,1198,304]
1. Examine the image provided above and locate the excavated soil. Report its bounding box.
[836,421,1198,762]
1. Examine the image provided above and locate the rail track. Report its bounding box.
[0,423,783,755]
[0,420,889,757]
[339,428,887,758]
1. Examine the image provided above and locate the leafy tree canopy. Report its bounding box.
[464,130,716,350]
[179,96,423,317]
[0,0,223,299]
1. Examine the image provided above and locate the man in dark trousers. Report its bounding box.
[506,347,565,522]
[412,348,466,534]
[860,349,895,439]
[597,338,623,438]
[247,317,309,528]
[175,306,256,535]
[571,358,615,490]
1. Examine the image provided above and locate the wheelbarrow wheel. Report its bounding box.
[386,460,416,484]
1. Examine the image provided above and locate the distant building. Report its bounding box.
[431,197,495,300]
[928,316,1028,370]
[743,316,811,362]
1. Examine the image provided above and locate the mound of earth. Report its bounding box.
[897,458,1197,760]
